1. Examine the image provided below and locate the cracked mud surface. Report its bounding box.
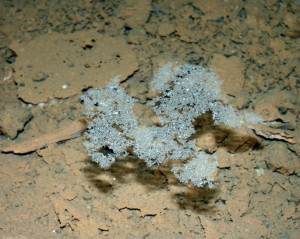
[0,1,299,238]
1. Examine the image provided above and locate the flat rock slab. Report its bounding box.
[11,30,138,104]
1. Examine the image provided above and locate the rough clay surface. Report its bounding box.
[0,1,299,238]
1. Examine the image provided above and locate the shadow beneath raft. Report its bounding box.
[82,157,219,214]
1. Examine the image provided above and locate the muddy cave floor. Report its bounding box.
[0,1,299,238]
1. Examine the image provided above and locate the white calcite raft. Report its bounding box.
[81,63,262,188]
